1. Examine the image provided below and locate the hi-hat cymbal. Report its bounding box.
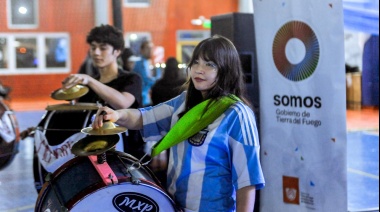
[71,134,119,156]
[51,85,89,100]
[81,122,127,135]
[46,103,99,111]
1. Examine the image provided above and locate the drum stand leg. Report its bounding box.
[97,152,106,164]
[45,173,69,212]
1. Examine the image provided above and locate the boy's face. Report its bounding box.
[89,41,120,69]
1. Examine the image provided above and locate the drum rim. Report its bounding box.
[70,181,178,210]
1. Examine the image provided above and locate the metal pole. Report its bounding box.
[112,0,123,30]
[94,0,109,26]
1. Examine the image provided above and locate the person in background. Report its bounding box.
[133,40,161,106]
[92,35,265,211]
[62,24,145,159]
[120,47,140,72]
[148,57,187,186]
[151,57,186,105]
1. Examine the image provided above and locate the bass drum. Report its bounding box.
[0,99,20,170]
[33,108,98,192]
[35,151,179,212]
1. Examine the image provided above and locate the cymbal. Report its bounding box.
[51,85,89,100]
[46,103,99,111]
[81,122,127,135]
[71,134,119,156]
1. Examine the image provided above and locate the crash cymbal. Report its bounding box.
[81,121,127,135]
[71,134,119,156]
[46,103,99,111]
[51,85,89,100]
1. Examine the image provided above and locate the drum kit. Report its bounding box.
[31,85,179,211]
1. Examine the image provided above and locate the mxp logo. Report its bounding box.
[113,192,159,212]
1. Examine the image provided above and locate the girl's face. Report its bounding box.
[190,57,218,98]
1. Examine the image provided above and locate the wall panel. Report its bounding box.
[0,0,237,100]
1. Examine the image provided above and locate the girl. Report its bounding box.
[93,35,265,212]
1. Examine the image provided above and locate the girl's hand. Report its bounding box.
[92,106,119,129]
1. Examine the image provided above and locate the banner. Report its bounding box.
[252,0,347,211]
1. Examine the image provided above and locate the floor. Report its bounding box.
[0,97,379,212]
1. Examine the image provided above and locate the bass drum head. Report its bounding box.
[0,101,20,170]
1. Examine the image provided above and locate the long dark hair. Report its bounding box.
[162,57,181,82]
[180,35,250,116]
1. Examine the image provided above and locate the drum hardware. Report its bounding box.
[115,153,143,185]
[113,153,140,184]
[44,173,69,212]
[97,152,107,164]
[88,154,118,185]
[129,166,142,185]
[45,102,99,111]
[125,152,153,185]
[19,127,36,140]
[51,85,89,101]
[72,133,120,185]
[20,126,85,141]
[35,126,83,132]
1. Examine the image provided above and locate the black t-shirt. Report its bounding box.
[78,69,143,109]
[151,78,186,105]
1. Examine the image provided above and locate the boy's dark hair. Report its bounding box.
[86,24,125,50]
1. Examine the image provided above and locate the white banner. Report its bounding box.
[252,0,347,211]
[0,111,16,143]
[34,130,124,173]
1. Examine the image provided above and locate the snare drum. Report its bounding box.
[0,99,20,170]
[35,151,179,212]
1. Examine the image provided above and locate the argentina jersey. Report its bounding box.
[139,92,265,212]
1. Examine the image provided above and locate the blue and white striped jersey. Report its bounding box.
[140,92,265,212]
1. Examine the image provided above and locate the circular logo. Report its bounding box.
[273,21,320,81]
